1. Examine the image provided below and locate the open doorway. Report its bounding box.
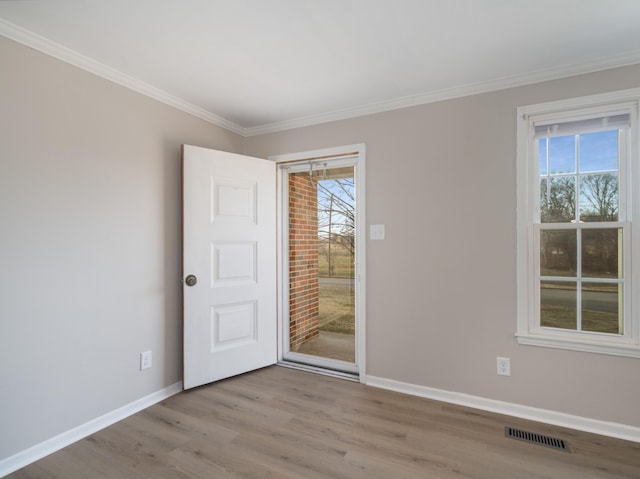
[273,145,366,379]
[289,165,355,362]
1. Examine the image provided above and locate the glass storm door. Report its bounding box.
[279,153,363,376]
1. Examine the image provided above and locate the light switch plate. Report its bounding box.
[370,224,385,240]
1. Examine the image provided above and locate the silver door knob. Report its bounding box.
[185,275,197,287]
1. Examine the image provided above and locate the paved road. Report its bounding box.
[319,277,354,287]
[542,288,618,313]
[319,278,617,312]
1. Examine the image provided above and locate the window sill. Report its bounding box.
[516,333,640,358]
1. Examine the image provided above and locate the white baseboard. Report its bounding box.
[4,376,638,477]
[0,381,182,478]
[365,375,640,444]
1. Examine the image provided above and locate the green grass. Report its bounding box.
[318,284,355,334]
[321,314,355,334]
[315,241,355,333]
[318,244,354,278]
[541,304,621,334]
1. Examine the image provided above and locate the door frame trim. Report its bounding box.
[270,144,366,382]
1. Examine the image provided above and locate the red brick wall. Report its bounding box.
[288,173,319,351]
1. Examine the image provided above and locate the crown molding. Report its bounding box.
[244,49,640,136]
[0,18,246,136]
[3,17,640,138]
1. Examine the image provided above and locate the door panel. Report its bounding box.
[182,144,276,390]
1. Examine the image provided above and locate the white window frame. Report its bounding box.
[516,88,640,358]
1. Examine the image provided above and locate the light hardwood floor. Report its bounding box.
[8,366,640,478]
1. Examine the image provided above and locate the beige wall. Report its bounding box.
[245,64,640,428]
[0,36,243,459]
[2,30,640,464]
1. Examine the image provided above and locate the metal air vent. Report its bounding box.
[505,426,571,452]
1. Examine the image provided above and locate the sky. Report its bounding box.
[538,130,618,175]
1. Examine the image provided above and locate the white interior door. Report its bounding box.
[182,144,276,390]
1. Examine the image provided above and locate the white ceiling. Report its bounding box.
[2,0,640,136]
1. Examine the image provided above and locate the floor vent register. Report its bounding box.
[505,426,571,452]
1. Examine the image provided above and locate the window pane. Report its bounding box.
[538,138,547,175]
[549,135,576,173]
[579,173,618,222]
[579,130,618,173]
[582,282,622,334]
[541,281,577,330]
[540,230,577,276]
[540,176,576,223]
[582,228,621,279]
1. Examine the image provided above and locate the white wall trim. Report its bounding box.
[4,18,640,139]
[0,381,182,478]
[0,19,245,137]
[366,375,640,444]
[244,49,640,136]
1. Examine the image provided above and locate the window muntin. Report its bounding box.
[536,125,624,336]
[517,91,639,357]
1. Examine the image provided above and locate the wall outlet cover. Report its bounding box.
[140,350,152,370]
[497,357,511,376]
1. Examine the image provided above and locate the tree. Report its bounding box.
[540,176,575,223]
[580,173,619,276]
[317,177,355,276]
[580,173,618,222]
[539,173,619,276]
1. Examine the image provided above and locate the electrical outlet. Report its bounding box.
[497,357,511,376]
[140,350,152,370]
